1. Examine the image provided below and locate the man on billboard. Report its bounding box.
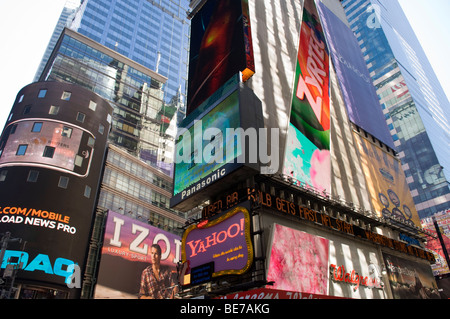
[139,244,178,299]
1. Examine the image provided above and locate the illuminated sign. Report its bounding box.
[181,205,253,285]
[172,89,243,208]
[246,188,434,262]
[1,250,76,284]
[0,119,95,177]
[187,0,255,115]
[171,75,264,210]
[94,210,181,299]
[330,264,384,291]
[266,224,330,295]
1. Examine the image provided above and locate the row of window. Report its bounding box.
[0,169,92,198]
[15,89,105,134]
[19,89,83,104]
[97,189,184,236]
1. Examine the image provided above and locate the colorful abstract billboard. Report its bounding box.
[283,0,331,194]
[421,211,450,275]
[94,210,181,299]
[383,253,440,299]
[316,2,394,149]
[187,0,255,115]
[353,132,421,227]
[266,224,330,295]
[181,205,253,286]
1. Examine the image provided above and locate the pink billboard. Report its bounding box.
[266,224,330,295]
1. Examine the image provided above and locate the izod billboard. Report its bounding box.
[181,204,254,286]
[94,210,182,299]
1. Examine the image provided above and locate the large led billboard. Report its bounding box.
[0,82,113,298]
[172,90,242,208]
[181,205,253,286]
[0,120,95,177]
[383,253,440,299]
[266,224,329,295]
[353,132,421,227]
[187,0,255,115]
[316,2,394,149]
[283,0,331,194]
[171,75,263,211]
[94,210,181,299]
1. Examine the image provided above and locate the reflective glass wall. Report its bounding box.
[341,0,450,218]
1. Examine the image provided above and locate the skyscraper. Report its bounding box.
[69,0,190,113]
[33,0,81,83]
[171,0,437,300]
[340,0,450,218]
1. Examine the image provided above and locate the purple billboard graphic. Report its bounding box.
[316,2,394,149]
[181,206,253,285]
[94,210,181,299]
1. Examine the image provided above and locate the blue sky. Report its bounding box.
[0,0,448,130]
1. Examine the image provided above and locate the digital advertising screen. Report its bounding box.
[187,0,255,115]
[0,203,87,290]
[94,210,181,299]
[0,120,95,177]
[283,0,331,194]
[171,89,243,208]
[181,205,253,286]
[383,253,440,299]
[266,224,330,295]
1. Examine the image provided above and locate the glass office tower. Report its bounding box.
[69,0,190,120]
[39,28,185,232]
[341,0,450,218]
[33,0,81,83]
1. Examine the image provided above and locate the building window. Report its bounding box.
[16,144,28,156]
[89,100,97,111]
[62,126,73,138]
[27,170,39,182]
[32,122,43,133]
[76,112,86,123]
[88,136,95,147]
[58,176,69,189]
[75,155,83,167]
[43,146,56,158]
[61,91,72,101]
[18,95,24,103]
[49,105,60,115]
[10,124,17,134]
[0,170,7,182]
[23,105,32,114]
[38,89,47,98]
[84,185,91,198]
[99,124,105,135]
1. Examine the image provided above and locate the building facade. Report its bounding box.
[33,0,81,83]
[39,28,184,231]
[340,0,450,218]
[172,0,439,299]
[68,0,191,119]
[0,81,113,298]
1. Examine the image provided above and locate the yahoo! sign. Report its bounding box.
[181,206,253,284]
